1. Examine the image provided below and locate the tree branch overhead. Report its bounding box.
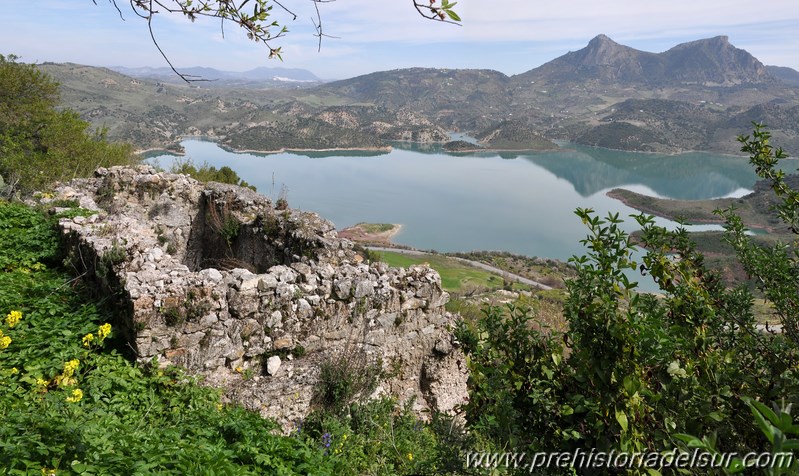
[96,0,461,82]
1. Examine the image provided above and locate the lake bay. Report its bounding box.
[149,139,764,265]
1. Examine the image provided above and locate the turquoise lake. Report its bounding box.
[148,139,772,269]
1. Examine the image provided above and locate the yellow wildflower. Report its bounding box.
[0,334,10,350]
[63,359,79,377]
[5,310,22,328]
[10,367,18,375]
[82,333,95,347]
[408,453,413,461]
[55,359,80,387]
[55,375,77,387]
[66,388,83,403]
[35,378,49,392]
[97,323,111,340]
[41,468,57,476]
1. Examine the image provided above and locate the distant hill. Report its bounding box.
[36,62,311,151]
[317,68,514,130]
[513,35,772,86]
[475,119,558,151]
[34,35,799,155]
[310,35,799,153]
[110,65,323,88]
[35,63,450,152]
[767,65,799,87]
[506,35,798,153]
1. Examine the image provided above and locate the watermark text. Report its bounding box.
[465,449,794,472]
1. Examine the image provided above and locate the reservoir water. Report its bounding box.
[149,139,765,267]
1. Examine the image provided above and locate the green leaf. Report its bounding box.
[664,417,676,431]
[748,402,776,444]
[751,399,781,427]
[707,411,723,422]
[622,375,637,394]
[672,433,704,448]
[726,458,747,473]
[781,440,799,450]
[444,9,461,21]
[542,365,553,379]
[616,409,629,432]
[71,461,89,473]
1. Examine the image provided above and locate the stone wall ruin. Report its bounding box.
[51,165,467,428]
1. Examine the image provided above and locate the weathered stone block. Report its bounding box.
[266,355,282,376]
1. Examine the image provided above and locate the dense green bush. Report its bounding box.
[0,54,134,196]
[170,158,256,191]
[0,202,326,474]
[0,201,465,475]
[299,398,474,475]
[458,126,799,474]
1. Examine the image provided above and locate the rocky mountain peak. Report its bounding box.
[587,33,617,48]
[662,35,771,84]
[573,34,641,67]
[518,34,774,86]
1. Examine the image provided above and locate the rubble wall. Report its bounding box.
[52,166,467,427]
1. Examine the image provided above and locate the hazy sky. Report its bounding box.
[2,0,798,79]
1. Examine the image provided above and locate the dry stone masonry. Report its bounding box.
[51,165,467,428]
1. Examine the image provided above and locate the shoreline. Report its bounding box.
[338,223,403,246]
[218,144,393,155]
[444,145,561,153]
[608,188,783,234]
[605,189,726,225]
[571,142,748,158]
[137,134,394,157]
[134,135,759,159]
[134,147,186,157]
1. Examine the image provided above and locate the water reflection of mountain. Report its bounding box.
[395,141,762,200]
[390,141,445,154]
[254,149,391,159]
[524,145,760,199]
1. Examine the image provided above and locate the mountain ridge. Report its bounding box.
[110,65,324,87]
[36,34,799,155]
[513,34,772,86]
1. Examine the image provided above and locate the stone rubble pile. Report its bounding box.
[51,165,468,428]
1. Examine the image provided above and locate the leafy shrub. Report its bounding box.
[0,54,135,196]
[459,126,799,472]
[313,341,384,415]
[299,398,474,475]
[0,201,337,474]
[0,200,468,475]
[0,201,58,270]
[170,158,256,191]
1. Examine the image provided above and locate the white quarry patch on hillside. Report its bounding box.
[272,76,316,83]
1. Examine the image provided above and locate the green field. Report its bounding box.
[375,251,514,294]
